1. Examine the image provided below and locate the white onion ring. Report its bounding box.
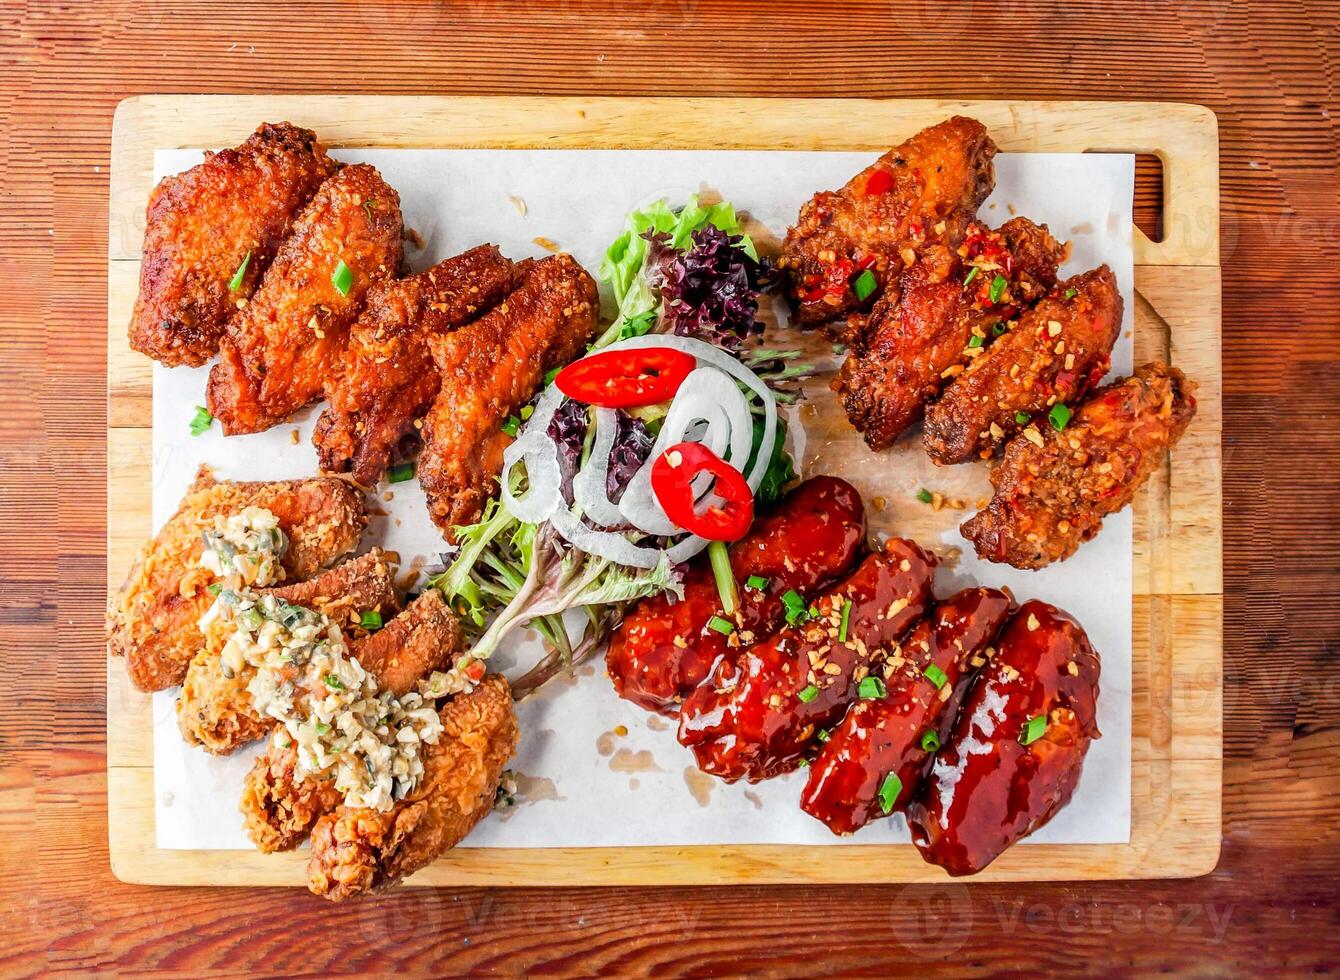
[500,383,565,525]
[571,407,624,528]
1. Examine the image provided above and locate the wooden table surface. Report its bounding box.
[3,1,1337,974]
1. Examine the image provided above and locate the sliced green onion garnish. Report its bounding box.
[924,663,948,688]
[989,274,1007,303]
[858,675,886,700]
[500,415,522,436]
[331,259,353,297]
[782,589,808,626]
[1014,411,1031,425]
[323,674,345,691]
[745,574,769,591]
[189,405,213,436]
[838,599,853,642]
[360,610,383,630]
[992,321,1007,336]
[1020,714,1048,745]
[228,250,252,292]
[797,757,810,768]
[708,540,739,616]
[967,334,984,348]
[1048,404,1072,431]
[878,771,902,814]
[963,266,980,287]
[920,729,941,752]
[706,615,735,636]
[519,404,534,421]
[206,583,222,596]
[916,488,933,504]
[388,462,414,483]
[853,269,878,301]
[797,684,820,703]
[816,728,831,743]
[1064,286,1078,300]
[314,721,331,735]
[544,366,561,386]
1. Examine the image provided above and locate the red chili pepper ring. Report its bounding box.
[650,441,755,541]
[555,346,697,409]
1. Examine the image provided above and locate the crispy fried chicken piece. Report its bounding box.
[962,362,1197,569]
[107,467,366,692]
[419,253,599,536]
[923,265,1123,464]
[836,218,1064,450]
[780,116,997,337]
[306,674,519,901]
[313,245,520,486]
[207,164,405,435]
[129,123,338,367]
[178,550,399,754]
[240,590,463,852]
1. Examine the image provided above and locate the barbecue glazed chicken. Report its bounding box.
[962,361,1197,569]
[780,116,997,340]
[129,122,338,367]
[207,163,405,435]
[836,217,1066,450]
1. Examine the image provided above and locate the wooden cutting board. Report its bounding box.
[106,96,1222,886]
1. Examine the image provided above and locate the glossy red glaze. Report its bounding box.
[906,599,1101,876]
[606,477,865,715]
[677,537,936,783]
[801,587,1012,835]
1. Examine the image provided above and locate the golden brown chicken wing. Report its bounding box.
[107,467,366,692]
[961,362,1197,569]
[306,674,518,901]
[207,164,405,435]
[835,218,1064,450]
[128,123,338,367]
[178,550,399,754]
[922,265,1123,465]
[313,245,520,487]
[418,253,599,536]
[240,590,463,852]
[780,116,997,337]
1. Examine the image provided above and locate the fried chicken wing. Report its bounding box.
[107,467,367,692]
[240,590,463,852]
[922,265,1122,464]
[207,164,405,435]
[962,362,1197,569]
[178,550,399,754]
[306,674,519,901]
[313,245,519,486]
[780,116,997,337]
[836,218,1064,450]
[128,123,338,367]
[419,253,599,536]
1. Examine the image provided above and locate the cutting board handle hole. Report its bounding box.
[1084,149,1166,244]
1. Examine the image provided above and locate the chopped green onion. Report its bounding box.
[816,728,831,743]
[782,589,809,626]
[963,266,980,287]
[878,771,903,814]
[1064,286,1078,300]
[706,615,735,636]
[858,675,886,700]
[796,757,810,768]
[989,274,1007,304]
[519,404,534,421]
[189,405,213,436]
[363,198,378,222]
[967,334,984,348]
[992,321,1007,336]
[388,462,414,484]
[853,269,878,301]
[1048,404,1073,431]
[544,366,561,385]
[745,574,769,591]
[323,674,345,691]
[1020,714,1048,745]
[228,250,252,292]
[360,610,383,630]
[924,663,948,689]
[500,415,522,436]
[206,583,222,596]
[916,488,933,504]
[797,684,820,703]
[708,540,739,616]
[920,729,941,752]
[314,721,331,735]
[1014,411,1031,425]
[331,259,353,297]
[838,599,853,642]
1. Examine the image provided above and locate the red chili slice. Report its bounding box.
[554,346,696,409]
[865,169,895,196]
[650,441,755,542]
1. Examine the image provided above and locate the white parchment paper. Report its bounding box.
[149,147,1133,850]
